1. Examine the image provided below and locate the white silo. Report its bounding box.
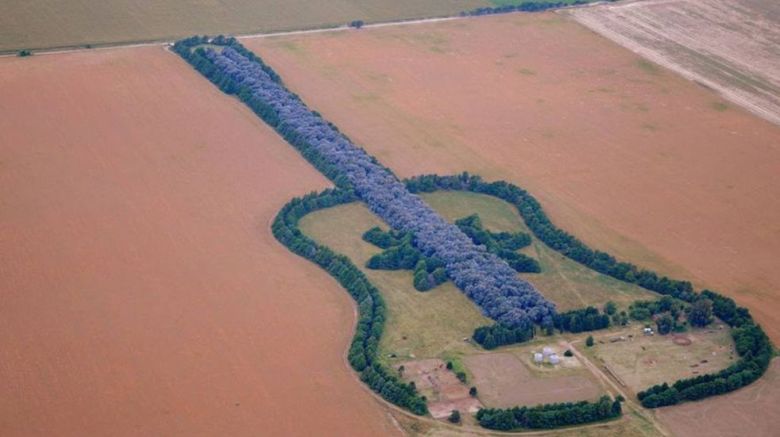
[542,347,554,357]
[533,352,544,363]
[549,354,561,365]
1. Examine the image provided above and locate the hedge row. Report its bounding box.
[461,0,596,17]
[476,396,621,431]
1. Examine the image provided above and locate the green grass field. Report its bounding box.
[0,0,487,52]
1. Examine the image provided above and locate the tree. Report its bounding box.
[448,410,461,424]
[17,49,31,57]
[656,314,674,335]
[446,361,453,370]
[564,349,573,357]
[469,386,478,397]
[689,298,713,327]
[349,20,365,29]
[586,335,594,347]
[456,371,467,383]
[604,301,617,315]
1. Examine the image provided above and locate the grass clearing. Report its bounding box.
[585,324,735,394]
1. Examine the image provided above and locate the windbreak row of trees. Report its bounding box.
[173,36,556,330]
[476,396,622,431]
[271,188,428,415]
[404,174,773,406]
[460,0,595,17]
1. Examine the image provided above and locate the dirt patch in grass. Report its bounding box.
[588,325,735,394]
[464,351,601,407]
[247,12,780,345]
[0,47,397,436]
[656,359,780,437]
[399,359,482,419]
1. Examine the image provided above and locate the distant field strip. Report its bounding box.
[571,0,780,125]
[0,0,486,52]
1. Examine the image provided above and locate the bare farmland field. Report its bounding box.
[0,0,486,53]
[656,359,780,437]
[0,47,398,436]
[464,352,602,407]
[246,12,780,346]
[570,0,780,126]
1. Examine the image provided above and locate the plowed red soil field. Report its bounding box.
[656,360,780,437]
[0,47,397,436]
[245,12,780,343]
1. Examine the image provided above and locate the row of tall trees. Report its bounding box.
[461,0,593,17]
[173,37,556,330]
[476,396,621,430]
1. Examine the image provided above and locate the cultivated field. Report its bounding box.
[0,0,486,52]
[656,360,780,437]
[586,325,735,394]
[570,0,780,125]
[0,47,397,436]
[246,12,780,345]
[464,352,602,407]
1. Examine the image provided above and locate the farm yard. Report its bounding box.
[2,1,780,436]
[246,11,780,345]
[584,325,735,394]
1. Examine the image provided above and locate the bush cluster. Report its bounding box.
[455,215,540,273]
[362,228,448,291]
[553,306,610,334]
[271,188,428,415]
[472,323,534,350]
[173,36,556,330]
[476,396,621,430]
